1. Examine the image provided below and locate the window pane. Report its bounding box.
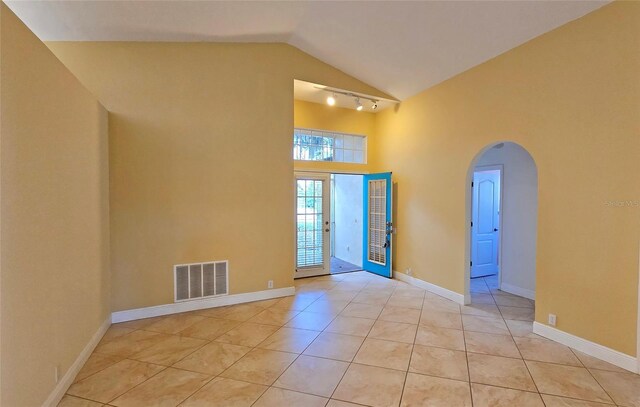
[354,136,364,150]
[344,149,354,162]
[344,135,354,149]
[323,146,333,161]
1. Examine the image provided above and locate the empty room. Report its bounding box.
[0,1,638,406]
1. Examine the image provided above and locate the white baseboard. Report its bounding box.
[112,287,296,323]
[533,322,638,374]
[295,269,331,278]
[393,271,465,305]
[43,316,111,407]
[500,282,535,300]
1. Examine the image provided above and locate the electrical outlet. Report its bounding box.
[54,365,60,383]
[548,314,557,326]
[268,280,273,289]
[406,268,412,276]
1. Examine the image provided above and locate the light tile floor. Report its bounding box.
[59,272,640,407]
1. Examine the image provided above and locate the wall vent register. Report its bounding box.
[174,260,228,302]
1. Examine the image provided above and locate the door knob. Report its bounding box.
[325,228,330,232]
[494,228,498,232]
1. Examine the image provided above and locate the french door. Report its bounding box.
[362,172,393,278]
[295,173,331,278]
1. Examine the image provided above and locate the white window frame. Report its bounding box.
[293,127,368,164]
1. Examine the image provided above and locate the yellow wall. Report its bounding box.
[294,99,377,173]
[0,4,110,406]
[46,42,389,312]
[374,1,640,356]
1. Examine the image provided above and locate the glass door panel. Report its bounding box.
[295,173,330,277]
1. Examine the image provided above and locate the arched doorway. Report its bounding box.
[464,142,538,317]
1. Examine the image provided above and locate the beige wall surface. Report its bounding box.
[374,2,640,356]
[294,99,377,173]
[0,4,110,406]
[46,42,388,312]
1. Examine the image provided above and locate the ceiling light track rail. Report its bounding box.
[315,86,383,110]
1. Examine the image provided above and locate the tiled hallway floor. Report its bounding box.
[60,271,640,407]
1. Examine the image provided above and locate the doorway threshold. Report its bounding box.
[331,256,362,274]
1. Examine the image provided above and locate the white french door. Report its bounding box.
[295,173,331,278]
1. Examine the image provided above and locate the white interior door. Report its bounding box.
[295,173,331,278]
[471,168,501,278]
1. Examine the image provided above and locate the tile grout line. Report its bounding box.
[570,347,619,405]
[102,361,169,405]
[396,288,425,407]
[172,373,223,407]
[58,394,108,405]
[466,276,491,407]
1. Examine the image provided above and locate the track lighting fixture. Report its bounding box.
[355,97,363,111]
[318,86,391,111]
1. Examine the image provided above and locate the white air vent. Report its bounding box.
[174,260,228,302]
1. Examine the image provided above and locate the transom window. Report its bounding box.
[293,128,366,164]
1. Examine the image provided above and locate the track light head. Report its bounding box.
[355,97,363,111]
[371,101,378,110]
[327,94,336,106]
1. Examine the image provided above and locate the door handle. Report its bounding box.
[325,228,330,232]
[386,221,393,236]
[494,228,498,232]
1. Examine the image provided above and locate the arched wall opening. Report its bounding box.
[464,141,538,305]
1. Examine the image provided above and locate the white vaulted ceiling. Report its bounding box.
[5,0,608,99]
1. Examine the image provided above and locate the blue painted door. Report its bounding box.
[362,172,393,278]
[471,169,501,278]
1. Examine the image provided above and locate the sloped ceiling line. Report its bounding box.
[5,0,608,99]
